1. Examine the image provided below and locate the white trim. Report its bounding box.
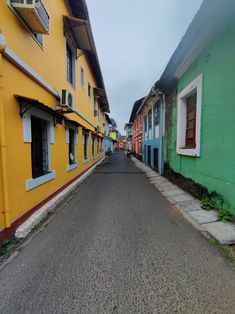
[0,34,7,51]
[177,74,202,157]
[66,126,78,170]
[83,159,89,164]
[3,46,59,97]
[66,163,78,172]
[26,171,56,191]
[65,37,76,89]
[23,107,54,143]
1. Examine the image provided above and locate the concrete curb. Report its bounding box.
[131,156,235,245]
[15,158,105,239]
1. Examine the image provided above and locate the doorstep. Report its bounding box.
[131,156,235,245]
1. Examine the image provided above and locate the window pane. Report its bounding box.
[31,116,49,178]
[66,45,73,84]
[81,67,84,87]
[69,129,75,164]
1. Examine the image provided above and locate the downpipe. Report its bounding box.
[0,33,11,228]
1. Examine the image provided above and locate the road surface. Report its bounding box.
[0,152,234,313]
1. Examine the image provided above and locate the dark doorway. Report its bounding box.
[147,145,151,166]
[153,148,159,172]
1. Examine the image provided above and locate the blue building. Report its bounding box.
[139,87,165,175]
[104,114,114,155]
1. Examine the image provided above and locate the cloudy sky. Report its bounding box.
[86,0,203,133]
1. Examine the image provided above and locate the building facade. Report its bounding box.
[104,114,113,154]
[129,98,144,160]
[156,0,235,216]
[124,123,132,151]
[0,0,109,242]
[139,88,165,174]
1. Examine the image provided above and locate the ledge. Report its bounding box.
[66,163,78,172]
[26,171,56,191]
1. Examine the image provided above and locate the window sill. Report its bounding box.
[92,156,95,160]
[66,163,78,172]
[177,148,200,157]
[26,171,56,191]
[83,159,89,164]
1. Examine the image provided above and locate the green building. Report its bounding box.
[155,0,235,216]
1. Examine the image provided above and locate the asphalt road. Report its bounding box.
[0,152,235,314]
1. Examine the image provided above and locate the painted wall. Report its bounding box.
[131,114,142,157]
[165,18,235,215]
[0,0,107,233]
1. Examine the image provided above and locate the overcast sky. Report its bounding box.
[86,0,203,133]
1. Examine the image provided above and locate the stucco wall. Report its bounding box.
[165,18,235,214]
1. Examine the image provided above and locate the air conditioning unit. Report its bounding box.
[10,0,50,34]
[96,126,101,133]
[94,109,98,116]
[61,90,74,110]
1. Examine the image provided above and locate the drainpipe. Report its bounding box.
[0,33,11,228]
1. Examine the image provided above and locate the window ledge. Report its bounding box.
[177,148,200,157]
[66,163,78,172]
[83,159,89,164]
[92,156,95,160]
[26,171,56,191]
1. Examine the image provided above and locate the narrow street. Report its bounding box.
[0,152,234,314]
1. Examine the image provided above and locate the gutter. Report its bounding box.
[0,33,11,228]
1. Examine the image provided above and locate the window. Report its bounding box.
[23,107,55,191]
[154,104,160,125]
[66,125,78,172]
[177,74,202,157]
[97,138,100,154]
[148,109,152,139]
[88,82,92,98]
[185,93,196,148]
[66,44,73,84]
[154,104,160,138]
[83,132,89,162]
[69,129,76,164]
[81,66,85,88]
[92,136,95,158]
[31,116,49,179]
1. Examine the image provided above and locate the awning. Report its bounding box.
[63,16,93,52]
[15,95,64,123]
[94,88,109,112]
[94,87,106,98]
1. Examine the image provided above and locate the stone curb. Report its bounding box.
[131,156,235,245]
[15,158,106,239]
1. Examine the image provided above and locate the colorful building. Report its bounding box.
[155,0,235,215]
[115,136,126,151]
[0,0,110,243]
[139,88,165,174]
[124,123,132,151]
[104,114,113,154]
[129,98,144,160]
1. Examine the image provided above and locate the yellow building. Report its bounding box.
[0,0,109,242]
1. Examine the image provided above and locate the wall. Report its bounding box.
[0,0,107,232]
[165,18,235,214]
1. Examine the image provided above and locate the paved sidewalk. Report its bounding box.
[131,156,235,245]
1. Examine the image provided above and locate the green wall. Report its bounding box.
[166,19,235,215]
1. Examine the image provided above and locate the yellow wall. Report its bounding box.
[0,1,107,228]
